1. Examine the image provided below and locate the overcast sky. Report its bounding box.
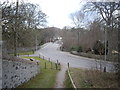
[1,0,85,28]
[24,0,82,29]
[2,0,117,28]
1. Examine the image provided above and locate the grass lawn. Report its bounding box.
[69,68,119,88]
[10,51,34,56]
[17,56,59,88]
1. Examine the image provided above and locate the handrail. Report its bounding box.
[67,68,77,90]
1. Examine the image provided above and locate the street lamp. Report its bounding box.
[104,26,107,72]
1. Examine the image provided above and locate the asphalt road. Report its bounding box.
[34,41,115,72]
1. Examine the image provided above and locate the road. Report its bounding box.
[34,41,115,72]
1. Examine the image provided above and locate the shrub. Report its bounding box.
[93,40,108,55]
[77,46,83,52]
[70,46,76,51]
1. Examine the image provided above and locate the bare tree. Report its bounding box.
[83,1,120,60]
[70,11,85,28]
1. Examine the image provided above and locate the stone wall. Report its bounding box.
[2,56,40,88]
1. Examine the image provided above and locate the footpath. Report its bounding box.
[54,64,67,88]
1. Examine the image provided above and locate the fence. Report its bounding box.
[20,53,76,88]
[28,54,61,70]
[67,63,77,90]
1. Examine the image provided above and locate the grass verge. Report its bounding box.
[10,51,34,56]
[69,68,119,88]
[64,70,74,89]
[17,56,59,88]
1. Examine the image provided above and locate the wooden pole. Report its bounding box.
[49,58,50,62]
[55,63,57,70]
[104,26,107,72]
[59,63,61,70]
[51,62,52,69]
[45,62,46,69]
[68,63,69,69]
[57,60,58,64]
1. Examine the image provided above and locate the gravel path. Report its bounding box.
[54,64,67,88]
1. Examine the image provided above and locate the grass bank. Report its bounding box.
[66,68,119,88]
[10,51,34,56]
[17,56,59,88]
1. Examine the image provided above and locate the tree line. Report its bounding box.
[62,1,119,61]
[1,1,59,55]
[61,1,119,85]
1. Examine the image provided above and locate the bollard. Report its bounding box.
[51,62,53,69]
[43,56,44,60]
[45,62,46,69]
[57,60,58,64]
[55,63,58,70]
[59,63,61,70]
[103,67,106,72]
[49,58,50,62]
[68,63,69,69]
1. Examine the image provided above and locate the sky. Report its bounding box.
[1,0,118,29]
[25,0,82,29]
[1,0,85,29]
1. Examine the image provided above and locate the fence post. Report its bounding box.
[59,63,61,70]
[45,62,46,69]
[49,58,50,62]
[51,62,53,69]
[103,67,106,72]
[55,63,58,70]
[57,60,58,64]
[68,63,69,69]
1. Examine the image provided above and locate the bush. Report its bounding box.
[77,46,82,52]
[70,46,83,53]
[70,46,76,51]
[93,40,108,55]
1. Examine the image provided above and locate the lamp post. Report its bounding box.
[104,26,107,72]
